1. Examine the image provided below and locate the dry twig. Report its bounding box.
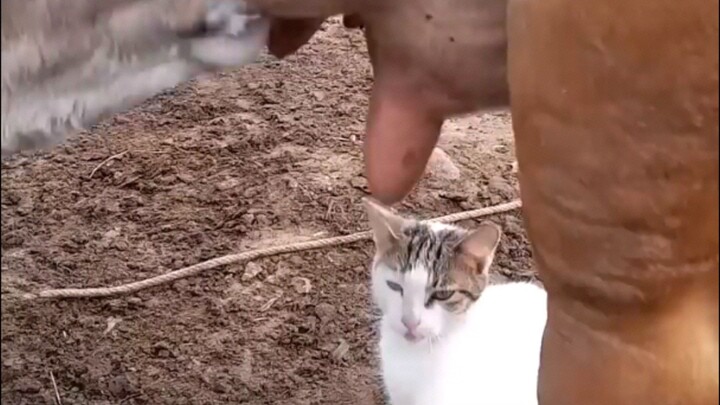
[88,151,128,179]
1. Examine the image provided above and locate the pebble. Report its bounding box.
[488,175,516,197]
[153,341,174,358]
[14,378,41,393]
[291,277,312,294]
[215,178,240,191]
[331,339,350,361]
[289,256,305,266]
[107,374,134,397]
[315,303,337,323]
[426,148,461,181]
[177,173,194,183]
[212,381,230,394]
[349,176,368,191]
[240,213,254,225]
[242,262,263,281]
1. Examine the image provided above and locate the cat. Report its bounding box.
[363,198,547,405]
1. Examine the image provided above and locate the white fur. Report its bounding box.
[373,259,547,405]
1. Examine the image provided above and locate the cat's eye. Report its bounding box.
[386,281,403,295]
[431,290,455,301]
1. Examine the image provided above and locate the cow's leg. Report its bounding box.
[508,0,718,404]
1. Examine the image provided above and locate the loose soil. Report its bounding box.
[1,19,535,404]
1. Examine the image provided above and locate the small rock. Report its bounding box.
[243,187,258,198]
[493,144,510,154]
[235,99,252,110]
[14,378,41,393]
[16,199,34,216]
[227,264,243,275]
[157,349,171,359]
[240,213,254,225]
[107,374,134,397]
[174,280,190,291]
[215,178,240,191]
[114,115,131,125]
[146,365,163,377]
[355,284,369,295]
[274,261,294,280]
[439,191,469,202]
[103,316,122,335]
[101,228,121,245]
[255,214,269,225]
[502,215,525,236]
[177,173,194,183]
[212,380,230,394]
[289,256,305,266]
[157,174,177,185]
[106,299,127,311]
[315,303,337,324]
[2,232,24,247]
[291,277,312,294]
[104,201,121,214]
[242,262,263,281]
[153,341,174,358]
[349,176,368,191]
[426,148,461,181]
[488,175,515,197]
[331,339,351,361]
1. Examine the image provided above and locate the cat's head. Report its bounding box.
[364,198,501,343]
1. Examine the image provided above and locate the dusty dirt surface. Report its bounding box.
[1,19,535,404]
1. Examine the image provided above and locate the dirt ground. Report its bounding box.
[1,19,535,404]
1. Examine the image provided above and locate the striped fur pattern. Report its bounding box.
[364,197,501,332]
[378,221,491,315]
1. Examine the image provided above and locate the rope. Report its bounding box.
[24,199,521,300]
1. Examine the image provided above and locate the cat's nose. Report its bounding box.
[401,316,421,331]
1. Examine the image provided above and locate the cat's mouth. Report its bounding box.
[400,330,442,345]
[403,331,422,343]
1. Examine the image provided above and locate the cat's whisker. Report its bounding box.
[429,336,438,354]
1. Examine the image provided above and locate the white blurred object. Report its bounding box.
[1,0,269,158]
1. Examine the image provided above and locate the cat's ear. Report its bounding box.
[457,221,502,276]
[363,197,407,253]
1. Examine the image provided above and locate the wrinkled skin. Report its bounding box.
[2,0,718,403]
[508,0,718,403]
[257,0,719,404]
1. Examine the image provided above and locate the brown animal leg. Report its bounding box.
[508,0,719,404]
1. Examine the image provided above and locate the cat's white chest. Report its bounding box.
[378,283,546,405]
[379,330,474,405]
[379,330,439,405]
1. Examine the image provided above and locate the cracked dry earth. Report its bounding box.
[1,18,535,404]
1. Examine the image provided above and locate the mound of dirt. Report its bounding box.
[1,19,534,404]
